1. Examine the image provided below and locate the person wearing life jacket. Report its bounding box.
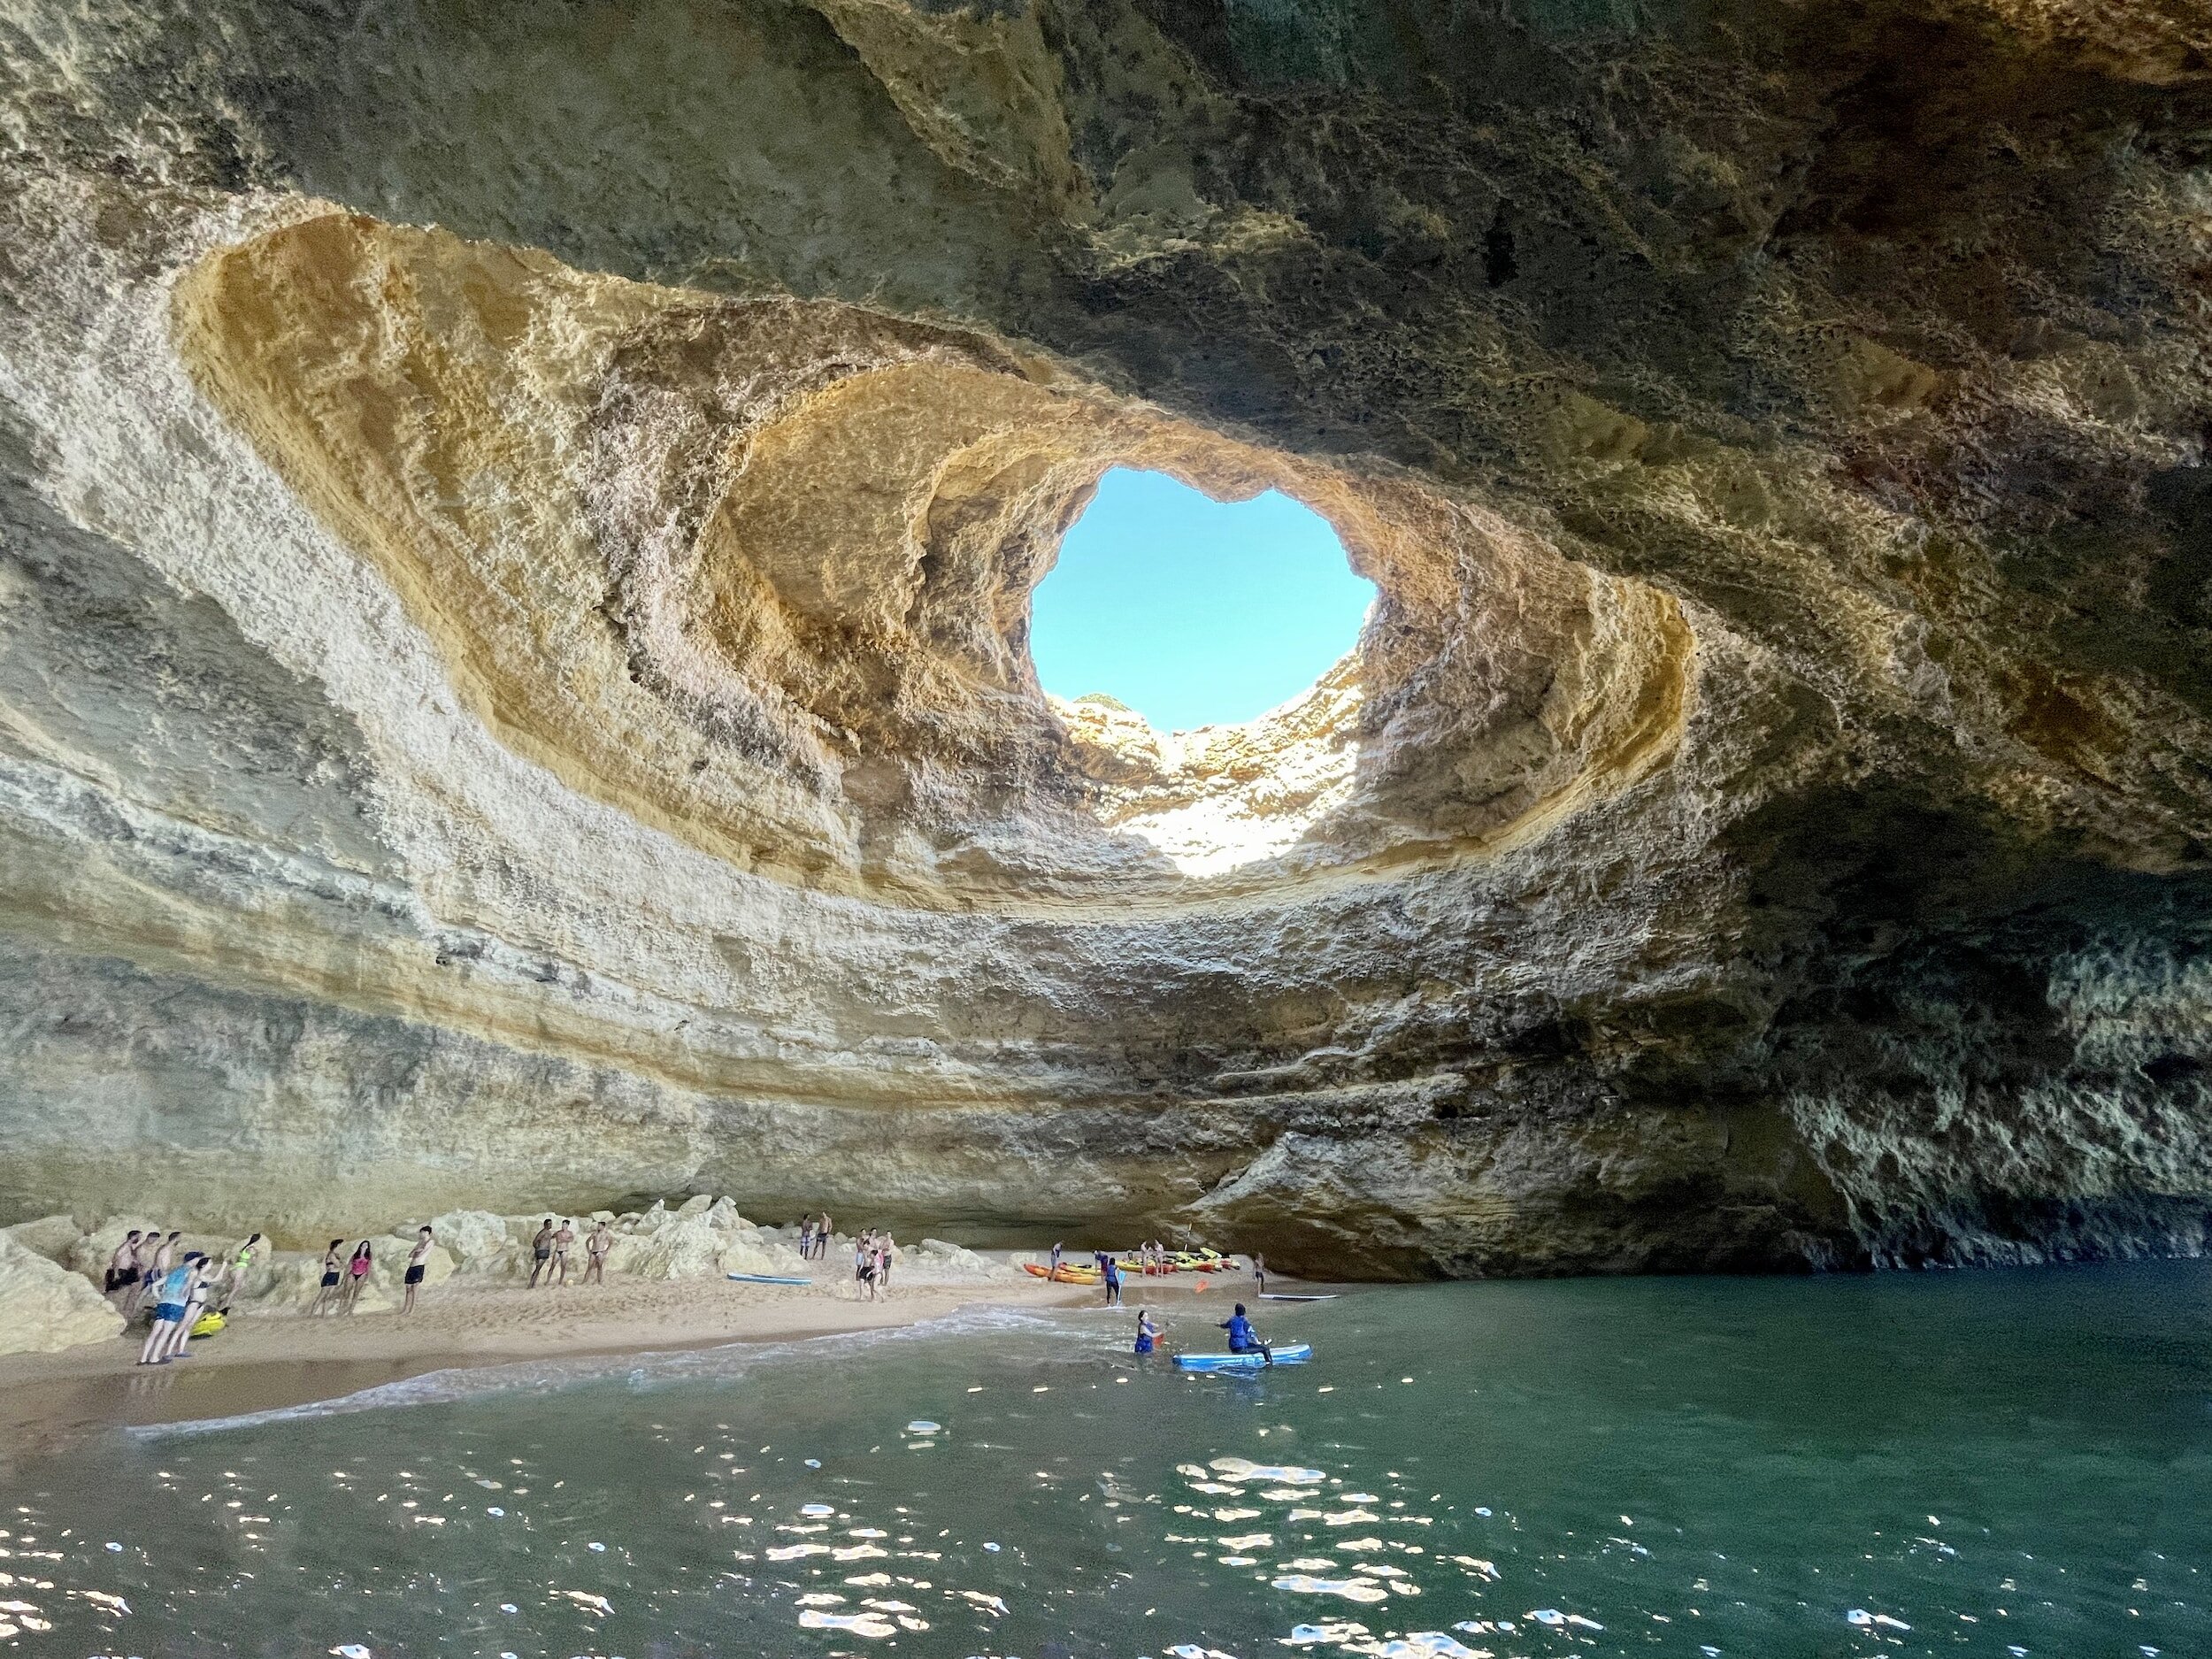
[1133,1310,1160,1355]
[1217,1302,1272,1364]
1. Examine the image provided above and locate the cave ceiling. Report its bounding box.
[0,0,2208,1271]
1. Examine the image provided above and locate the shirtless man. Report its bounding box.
[528,1219,556,1288]
[402,1225,434,1313]
[583,1218,612,1285]
[104,1231,142,1298]
[552,1218,577,1286]
[815,1213,833,1261]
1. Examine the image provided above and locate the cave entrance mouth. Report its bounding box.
[1030,466,1375,733]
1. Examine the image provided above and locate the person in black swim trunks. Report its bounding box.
[403,1225,434,1314]
[528,1218,555,1288]
[104,1231,142,1297]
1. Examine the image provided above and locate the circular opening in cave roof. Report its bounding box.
[1030,467,1375,733]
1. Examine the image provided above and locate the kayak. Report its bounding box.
[1021,1263,1102,1285]
[188,1310,227,1339]
[726,1272,810,1286]
[1173,1344,1312,1372]
[1113,1250,1238,1275]
[1178,1343,1312,1371]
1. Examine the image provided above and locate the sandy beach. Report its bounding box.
[0,1268,1135,1465]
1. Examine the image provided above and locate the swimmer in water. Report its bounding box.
[1133,1309,1160,1355]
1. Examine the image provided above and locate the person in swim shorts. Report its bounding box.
[402,1225,433,1314]
[311,1238,345,1315]
[166,1256,214,1359]
[138,1255,197,1364]
[528,1218,555,1288]
[129,1231,178,1318]
[583,1218,612,1285]
[1252,1252,1267,1297]
[105,1231,142,1297]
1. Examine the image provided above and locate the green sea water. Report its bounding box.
[3,1262,2208,1658]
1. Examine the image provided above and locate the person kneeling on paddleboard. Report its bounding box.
[1218,1302,1272,1365]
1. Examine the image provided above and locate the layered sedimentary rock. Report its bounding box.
[0,0,2208,1274]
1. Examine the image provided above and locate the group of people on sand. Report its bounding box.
[113,1230,279,1365]
[306,1226,440,1316]
[525,1217,613,1288]
[106,1227,265,1322]
[853,1228,896,1299]
[795,1212,834,1260]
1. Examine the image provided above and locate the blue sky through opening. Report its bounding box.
[1029,467,1374,731]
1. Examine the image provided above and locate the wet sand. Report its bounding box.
[0,1269,1141,1465]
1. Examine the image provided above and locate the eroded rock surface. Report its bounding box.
[0,0,2208,1273]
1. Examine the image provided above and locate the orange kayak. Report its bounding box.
[1022,1263,1102,1285]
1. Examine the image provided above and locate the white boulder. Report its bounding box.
[0,1233,126,1353]
[4,1214,81,1263]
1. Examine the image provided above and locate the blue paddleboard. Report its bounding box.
[1172,1343,1312,1372]
[726,1271,811,1286]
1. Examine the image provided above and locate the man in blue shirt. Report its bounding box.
[1218,1302,1272,1364]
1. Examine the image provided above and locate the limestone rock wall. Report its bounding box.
[0,0,2208,1273]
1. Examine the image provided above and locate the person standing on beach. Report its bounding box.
[130,1231,178,1317]
[552,1218,576,1286]
[877,1233,895,1292]
[402,1225,433,1314]
[166,1255,215,1358]
[1103,1253,1123,1307]
[816,1213,833,1261]
[798,1215,814,1260]
[224,1233,264,1309]
[1252,1252,1267,1298]
[138,1254,196,1364]
[528,1219,555,1288]
[584,1218,612,1285]
[105,1231,142,1297]
[310,1238,345,1315]
[342,1240,373,1312]
[1049,1240,1064,1280]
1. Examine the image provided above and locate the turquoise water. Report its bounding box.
[4,1263,2208,1657]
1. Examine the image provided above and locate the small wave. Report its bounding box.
[129,1302,1066,1439]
